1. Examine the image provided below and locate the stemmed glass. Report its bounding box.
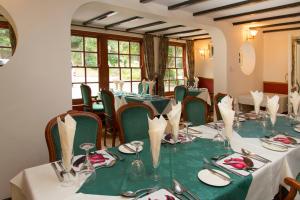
[79,143,95,177]
[181,121,192,142]
[129,141,146,181]
[233,98,241,129]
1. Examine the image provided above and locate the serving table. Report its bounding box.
[11,116,300,200]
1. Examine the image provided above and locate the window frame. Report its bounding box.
[164,42,187,96]
[0,21,12,59]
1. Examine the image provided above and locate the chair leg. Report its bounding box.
[112,127,116,147]
[104,124,107,147]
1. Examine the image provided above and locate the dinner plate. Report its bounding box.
[235,117,246,122]
[294,127,300,133]
[118,143,143,154]
[198,169,231,187]
[261,142,288,152]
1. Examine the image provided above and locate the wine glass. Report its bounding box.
[212,125,226,152]
[130,141,144,164]
[130,141,146,181]
[181,121,192,142]
[79,143,95,177]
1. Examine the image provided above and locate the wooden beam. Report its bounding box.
[140,0,153,3]
[83,11,116,25]
[164,29,202,36]
[145,25,184,34]
[179,33,209,39]
[168,0,208,10]
[105,16,143,29]
[233,12,300,25]
[214,2,300,21]
[250,20,300,29]
[194,37,211,41]
[193,0,267,16]
[263,26,300,33]
[126,21,166,31]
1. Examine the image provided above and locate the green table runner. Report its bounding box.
[124,96,170,114]
[78,138,252,200]
[237,116,300,138]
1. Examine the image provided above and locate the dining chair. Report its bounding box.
[45,110,102,162]
[214,93,227,121]
[284,176,300,200]
[174,85,187,104]
[138,82,149,94]
[100,89,118,147]
[117,103,154,144]
[182,96,208,126]
[80,83,104,113]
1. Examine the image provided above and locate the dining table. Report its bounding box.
[187,88,211,106]
[10,114,300,200]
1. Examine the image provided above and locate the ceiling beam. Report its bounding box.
[179,33,209,39]
[145,25,184,34]
[164,29,202,36]
[140,0,154,3]
[233,12,300,25]
[126,21,166,31]
[214,2,300,21]
[263,26,300,33]
[250,20,300,29]
[105,16,143,29]
[168,0,208,10]
[194,37,212,41]
[193,0,267,16]
[82,11,116,25]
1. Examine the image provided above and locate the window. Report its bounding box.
[0,26,12,59]
[71,35,99,99]
[164,44,185,92]
[108,40,141,93]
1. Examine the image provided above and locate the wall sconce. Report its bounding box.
[247,29,258,40]
[199,48,206,59]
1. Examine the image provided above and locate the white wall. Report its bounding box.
[194,39,214,79]
[263,30,300,83]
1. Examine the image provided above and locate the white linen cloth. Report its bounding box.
[148,80,155,96]
[57,114,76,171]
[220,95,233,110]
[114,96,127,111]
[167,102,182,142]
[290,91,300,115]
[218,101,235,140]
[148,116,167,168]
[194,89,211,106]
[250,91,263,115]
[119,81,124,92]
[194,77,199,88]
[267,95,279,125]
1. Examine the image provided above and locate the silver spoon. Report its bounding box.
[173,179,200,200]
[121,187,155,198]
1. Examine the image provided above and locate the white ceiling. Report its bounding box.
[72,0,300,39]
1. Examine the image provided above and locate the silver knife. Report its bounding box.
[51,163,63,182]
[205,167,231,182]
[260,138,290,149]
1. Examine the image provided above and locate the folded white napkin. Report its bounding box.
[218,102,235,140]
[267,95,279,125]
[148,80,155,95]
[184,77,188,86]
[194,77,199,88]
[119,81,124,92]
[167,102,182,142]
[220,95,233,110]
[290,91,300,115]
[113,80,119,91]
[142,79,147,94]
[57,114,76,171]
[250,91,263,115]
[148,116,167,168]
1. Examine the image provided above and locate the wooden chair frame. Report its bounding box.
[182,96,208,124]
[214,93,227,121]
[45,110,102,162]
[80,83,101,112]
[117,102,154,144]
[284,177,300,200]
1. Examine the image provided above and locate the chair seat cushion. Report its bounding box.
[93,103,104,112]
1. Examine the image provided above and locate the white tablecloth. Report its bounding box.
[11,125,300,200]
[238,93,288,113]
[189,88,211,106]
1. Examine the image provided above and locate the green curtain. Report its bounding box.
[157,37,169,96]
[143,34,155,80]
[8,23,16,55]
[186,40,195,86]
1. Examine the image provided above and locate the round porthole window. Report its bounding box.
[239,42,255,75]
[0,13,17,67]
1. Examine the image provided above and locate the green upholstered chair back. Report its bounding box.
[183,96,207,126]
[174,85,187,103]
[80,84,92,110]
[45,111,102,162]
[117,103,154,144]
[214,93,227,121]
[101,90,115,118]
[138,82,149,94]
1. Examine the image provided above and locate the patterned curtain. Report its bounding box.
[8,24,16,55]
[186,40,195,86]
[157,37,169,96]
[143,34,155,80]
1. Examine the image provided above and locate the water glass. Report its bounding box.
[79,143,95,177]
